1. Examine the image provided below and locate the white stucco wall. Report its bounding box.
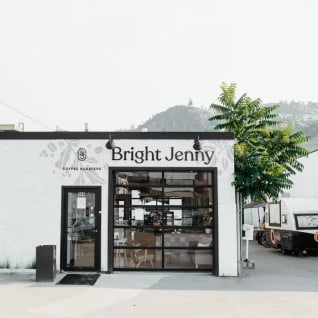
[288,150,318,198]
[0,136,237,276]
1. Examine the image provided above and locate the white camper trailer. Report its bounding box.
[265,198,318,255]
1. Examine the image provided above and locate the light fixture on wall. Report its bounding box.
[105,134,115,149]
[193,135,201,150]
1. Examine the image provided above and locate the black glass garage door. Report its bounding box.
[111,169,216,271]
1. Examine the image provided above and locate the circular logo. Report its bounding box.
[78,148,87,161]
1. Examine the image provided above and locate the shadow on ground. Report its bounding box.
[1,241,317,292]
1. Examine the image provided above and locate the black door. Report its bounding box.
[61,187,101,271]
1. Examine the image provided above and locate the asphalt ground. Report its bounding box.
[0,240,317,318]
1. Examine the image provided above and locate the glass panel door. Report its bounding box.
[112,170,215,271]
[62,187,101,271]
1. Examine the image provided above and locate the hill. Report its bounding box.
[135,105,212,132]
[131,102,318,151]
[135,102,318,134]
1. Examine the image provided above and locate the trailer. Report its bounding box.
[265,198,318,256]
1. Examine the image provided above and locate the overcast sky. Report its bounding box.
[0,0,317,131]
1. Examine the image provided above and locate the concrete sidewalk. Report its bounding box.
[1,241,317,318]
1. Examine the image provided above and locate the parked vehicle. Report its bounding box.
[265,198,318,256]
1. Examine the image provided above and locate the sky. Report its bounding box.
[0,0,318,131]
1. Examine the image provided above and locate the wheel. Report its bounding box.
[298,250,307,257]
[291,250,301,257]
[261,236,271,248]
[262,241,271,248]
[280,247,289,255]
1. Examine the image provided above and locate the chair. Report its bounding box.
[194,250,212,268]
[133,248,155,268]
[132,232,156,268]
[114,238,128,266]
[194,243,212,268]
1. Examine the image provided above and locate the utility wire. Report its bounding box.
[0,100,55,130]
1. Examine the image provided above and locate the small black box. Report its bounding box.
[36,245,56,282]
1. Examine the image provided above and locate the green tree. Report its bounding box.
[209,82,309,202]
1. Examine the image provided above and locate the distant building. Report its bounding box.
[0,123,24,132]
[283,150,318,198]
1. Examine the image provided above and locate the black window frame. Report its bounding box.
[294,213,318,230]
[60,186,102,272]
[108,167,218,273]
[268,202,281,227]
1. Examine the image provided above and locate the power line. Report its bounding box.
[0,100,55,130]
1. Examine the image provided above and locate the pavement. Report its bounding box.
[0,240,318,318]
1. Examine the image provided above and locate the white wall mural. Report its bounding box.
[40,140,107,185]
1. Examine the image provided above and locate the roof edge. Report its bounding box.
[0,131,234,140]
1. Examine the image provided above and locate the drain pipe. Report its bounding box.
[236,191,242,275]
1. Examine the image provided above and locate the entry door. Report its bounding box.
[61,187,101,271]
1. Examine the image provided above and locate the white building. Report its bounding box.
[284,149,318,198]
[0,131,238,276]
